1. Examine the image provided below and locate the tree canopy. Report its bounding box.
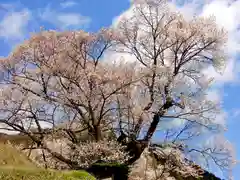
[0,0,236,179]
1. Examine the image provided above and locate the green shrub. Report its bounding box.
[63,170,96,180]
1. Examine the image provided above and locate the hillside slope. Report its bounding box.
[0,143,95,180]
[0,142,34,167]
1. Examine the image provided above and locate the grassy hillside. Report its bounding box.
[0,142,34,167]
[0,143,95,180]
[0,168,95,180]
[0,133,32,147]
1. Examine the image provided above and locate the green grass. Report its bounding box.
[0,167,95,180]
[63,170,96,180]
[0,143,96,180]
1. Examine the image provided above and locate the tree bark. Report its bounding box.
[144,97,173,141]
[93,125,102,141]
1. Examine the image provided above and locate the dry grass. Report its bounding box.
[0,133,32,146]
[0,142,34,167]
[0,142,95,180]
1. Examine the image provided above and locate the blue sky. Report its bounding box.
[1,0,240,179]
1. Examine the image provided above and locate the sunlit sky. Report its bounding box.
[1,0,240,179]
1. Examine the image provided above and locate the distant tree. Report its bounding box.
[0,0,236,178]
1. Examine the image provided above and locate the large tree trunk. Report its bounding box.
[122,97,175,165]
[93,125,102,141]
[144,96,174,141]
[143,114,160,141]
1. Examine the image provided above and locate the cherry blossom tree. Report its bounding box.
[0,0,236,178]
[110,0,235,177]
[0,29,138,169]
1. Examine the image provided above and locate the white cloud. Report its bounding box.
[158,118,186,130]
[40,5,91,29]
[200,0,240,56]
[60,1,77,8]
[203,58,240,85]
[109,0,237,129]
[182,0,240,85]
[201,0,238,32]
[0,9,31,41]
[231,109,240,119]
[112,0,240,86]
[0,2,18,11]
[206,89,222,103]
[0,121,53,135]
[57,13,90,28]
[112,5,135,28]
[198,0,240,85]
